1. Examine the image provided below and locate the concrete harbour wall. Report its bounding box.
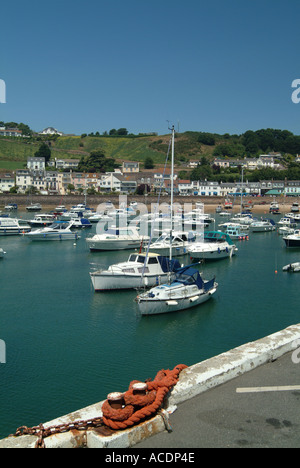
[1,323,300,448]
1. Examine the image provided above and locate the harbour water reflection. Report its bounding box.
[0,211,299,438]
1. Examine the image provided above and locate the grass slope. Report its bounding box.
[0,132,215,170]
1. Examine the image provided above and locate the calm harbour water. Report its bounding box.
[0,211,299,438]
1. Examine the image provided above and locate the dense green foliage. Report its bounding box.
[34,142,51,163]
[77,150,118,173]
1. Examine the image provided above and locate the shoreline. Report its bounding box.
[1,194,299,215]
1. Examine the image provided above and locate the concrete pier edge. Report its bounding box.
[1,323,300,448]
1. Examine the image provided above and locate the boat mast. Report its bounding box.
[169,125,175,262]
[241,167,244,212]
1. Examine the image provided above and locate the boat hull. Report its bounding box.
[25,232,78,241]
[0,227,31,236]
[283,238,300,248]
[250,226,275,232]
[90,272,170,291]
[137,287,217,316]
[189,244,236,261]
[87,239,142,251]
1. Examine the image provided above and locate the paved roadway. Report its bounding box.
[136,351,300,448]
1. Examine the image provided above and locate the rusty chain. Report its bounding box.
[11,416,105,448]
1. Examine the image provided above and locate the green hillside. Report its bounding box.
[1,127,300,172]
[0,132,211,170]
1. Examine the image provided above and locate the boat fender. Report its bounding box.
[190,295,199,302]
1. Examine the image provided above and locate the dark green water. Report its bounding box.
[0,212,299,438]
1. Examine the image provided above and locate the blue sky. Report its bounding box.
[1,0,300,136]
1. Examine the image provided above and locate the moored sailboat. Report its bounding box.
[135,126,217,316]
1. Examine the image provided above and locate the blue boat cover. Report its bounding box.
[157,256,181,273]
[174,264,215,291]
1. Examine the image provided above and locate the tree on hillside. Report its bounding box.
[18,123,32,136]
[190,163,212,181]
[108,128,128,136]
[144,156,154,169]
[78,150,118,173]
[117,128,128,136]
[34,142,51,164]
[197,132,215,145]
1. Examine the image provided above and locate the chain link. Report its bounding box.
[11,416,104,448]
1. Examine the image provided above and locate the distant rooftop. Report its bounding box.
[39,127,63,136]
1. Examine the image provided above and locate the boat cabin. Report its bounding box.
[127,253,181,273]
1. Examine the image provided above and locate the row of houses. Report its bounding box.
[210,153,285,171]
[1,167,300,197]
[27,157,141,173]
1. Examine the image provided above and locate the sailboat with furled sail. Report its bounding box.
[135,126,218,316]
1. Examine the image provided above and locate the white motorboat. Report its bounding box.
[0,218,31,236]
[26,203,42,212]
[282,262,300,272]
[230,213,253,225]
[187,231,237,261]
[107,207,136,219]
[148,231,195,257]
[24,221,79,241]
[4,203,18,211]
[249,219,276,232]
[60,210,85,220]
[55,205,66,211]
[277,217,297,228]
[0,248,6,258]
[291,202,299,213]
[68,217,92,229]
[71,203,92,213]
[135,126,218,316]
[269,202,280,214]
[90,252,181,291]
[278,226,295,236]
[185,209,214,224]
[219,211,231,217]
[88,213,113,223]
[54,205,67,215]
[86,226,149,251]
[285,212,300,222]
[136,264,218,316]
[179,216,210,230]
[283,229,300,248]
[27,213,56,227]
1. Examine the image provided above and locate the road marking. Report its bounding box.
[236,385,300,393]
